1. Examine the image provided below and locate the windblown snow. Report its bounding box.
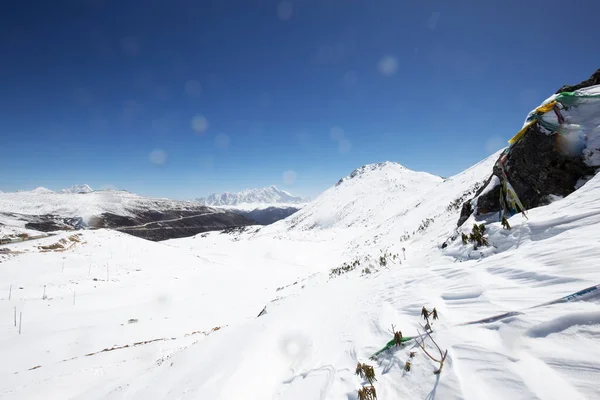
[1,90,600,399]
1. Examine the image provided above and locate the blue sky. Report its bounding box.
[0,0,598,200]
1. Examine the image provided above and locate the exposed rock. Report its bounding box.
[458,69,599,227]
[98,209,257,241]
[556,69,600,94]
[233,206,300,225]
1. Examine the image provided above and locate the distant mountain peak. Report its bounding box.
[196,186,306,206]
[59,184,93,194]
[30,187,54,194]
[336,161,408,186]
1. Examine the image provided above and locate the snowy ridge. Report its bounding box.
[275,161,442,233]
[197,185,306,206]
[2,92,600,398]
[0,189,212,226]
[58,184,94,194]
[1,151,599,398]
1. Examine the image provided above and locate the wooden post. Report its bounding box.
[18,312,22,334]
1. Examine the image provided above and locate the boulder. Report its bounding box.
[458,69,599,227]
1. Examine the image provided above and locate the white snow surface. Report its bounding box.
[197,185,306,207]
[1,155,600,399]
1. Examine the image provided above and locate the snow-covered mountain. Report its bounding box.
[276,161,443,233]
[197,185,306,206]
[1,72,600,399]
[0,189,255,240]
[58,184,93,194]
[29,187,54,194]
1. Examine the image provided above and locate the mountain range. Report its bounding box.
[1,69,599,399]
[196,185,307,206]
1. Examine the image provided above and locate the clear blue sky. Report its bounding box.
[0,0,598,200]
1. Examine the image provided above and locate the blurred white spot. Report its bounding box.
[277,1,293,20]
[149,149,167,165]
[330,126,345,141]
[72,87,93,105]
[120,36,140,57]
[214,133,231,149]
[428,12,441,30]
[519,89,540,108]
[330,126,351,153]
[123,100,143,119]
[191,115,209,134]
[283,170,297,186]
[557,124,586,157]
[485,137,506,154]
[278,331,311,360]
[338,139,352,153]
[185,80,202,98]
[344,70,358,87]
[378,55,398,76]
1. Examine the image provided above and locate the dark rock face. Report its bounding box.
[556,69,600,94]
[23,215,84,232]
[8,206,257,242]
[232,206,300,225]
[91,209,257,241]
[458,69,599,227]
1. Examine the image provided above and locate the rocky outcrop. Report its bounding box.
[232,206,301,225]
[458,69,599,227]
[556,69,600,94]
[88,209,257,241]
[10,207,258,241]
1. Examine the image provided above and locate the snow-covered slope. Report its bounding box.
[197,185,306,207]
[0,189,255,241]
[0,190,205,224]
[2,152,599,399]
[275,161,443,234]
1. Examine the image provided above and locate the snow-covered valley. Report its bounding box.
[1,147,599,399]
[2,76,600,399]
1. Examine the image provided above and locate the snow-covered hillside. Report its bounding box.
[274,161,442,235]
[1,150,599,399]
[0,189,255,241]
[1,81,600,399]
[0,189,208,225]
[197,185,307,207]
